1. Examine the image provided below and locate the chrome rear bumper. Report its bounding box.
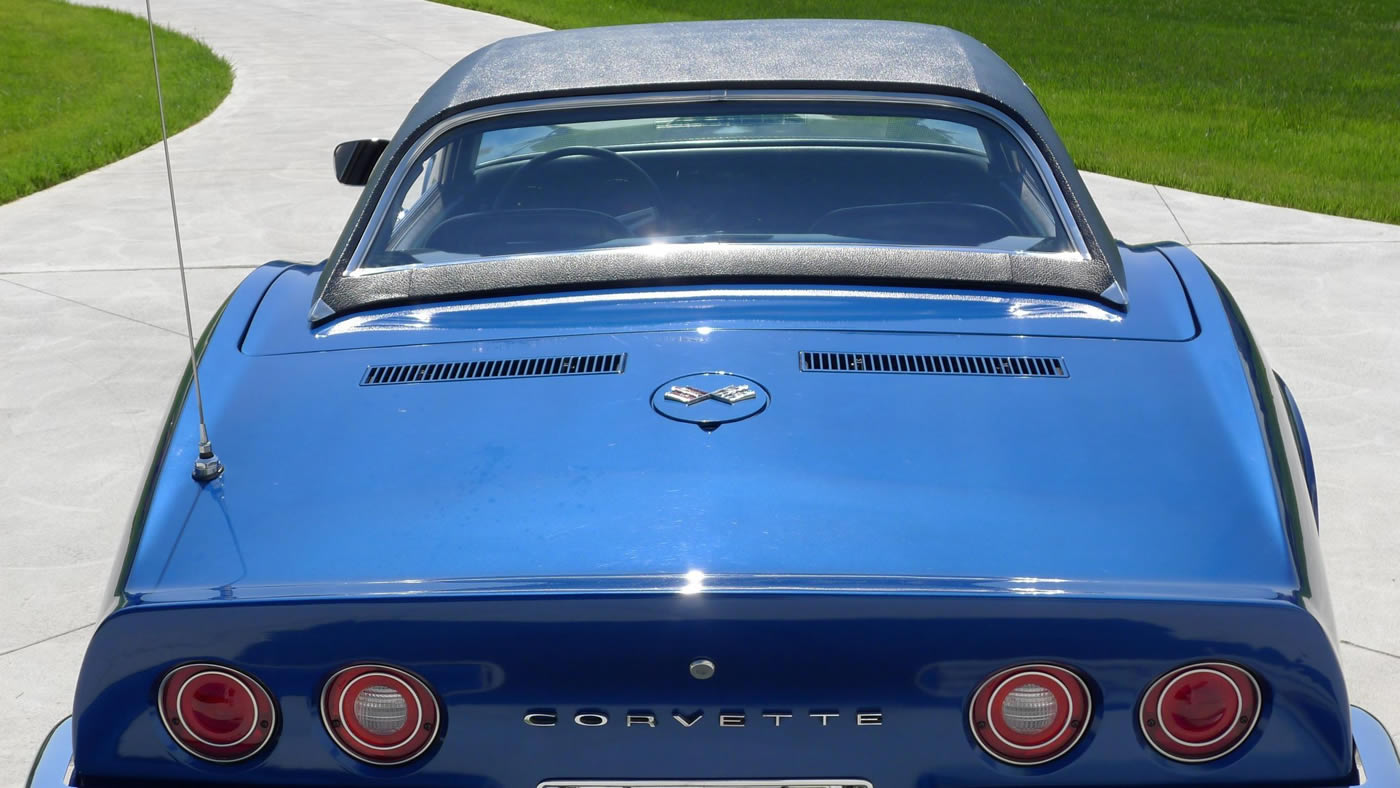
[1353,706,1400,786]
[26,717,70,788]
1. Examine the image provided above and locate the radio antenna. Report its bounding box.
[145,0,223,482]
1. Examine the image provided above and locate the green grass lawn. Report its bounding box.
[0,0,231,205]
[431,0,1400,224]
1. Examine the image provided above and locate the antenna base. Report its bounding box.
[193,450,224,482]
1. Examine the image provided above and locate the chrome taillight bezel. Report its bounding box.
[157,663,277,763]
[969,663,1092,766]
[320,663,441,766]
[1140,661,1261,763]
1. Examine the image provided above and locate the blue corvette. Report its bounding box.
[27,18,1400,788]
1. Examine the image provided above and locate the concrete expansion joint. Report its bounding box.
[1342,640,1400,663]
[0,623,97,660]
[0,276,187,337]
[1153,185,1193,245]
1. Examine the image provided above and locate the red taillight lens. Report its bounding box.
[969,664,1091,765]
[159,664,276,762]
[322,664,439,765]
[1141,662,1260,762]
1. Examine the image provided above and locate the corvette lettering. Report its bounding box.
[524,710,882,727]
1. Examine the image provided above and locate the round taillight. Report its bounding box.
[322,664,440,765]
[970,664,1091,766]
[158,664,276,762]
[1140,662,1260,762]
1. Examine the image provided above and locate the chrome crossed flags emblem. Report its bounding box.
[663,383,757,405]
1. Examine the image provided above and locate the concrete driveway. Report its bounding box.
[1,0,1396,781]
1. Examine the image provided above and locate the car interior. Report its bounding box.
[362,110,1073,268]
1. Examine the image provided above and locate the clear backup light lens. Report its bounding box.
[1140,662,1260,762]
[322,664,440,766]
[354,684,410,735]
[969,664,1091,766]
[1003,682,1059,734]
[158,664,276,762]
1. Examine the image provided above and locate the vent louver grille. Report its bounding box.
[362,354,626,385]
[800,352,1066,378]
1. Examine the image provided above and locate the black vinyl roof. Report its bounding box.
[316,20,1125,322]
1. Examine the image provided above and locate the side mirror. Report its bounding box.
[333,139,388,186]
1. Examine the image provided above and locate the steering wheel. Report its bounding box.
[492,146,663,232]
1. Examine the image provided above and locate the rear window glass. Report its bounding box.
[476,114,988,164]
[358,103,1075,271]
